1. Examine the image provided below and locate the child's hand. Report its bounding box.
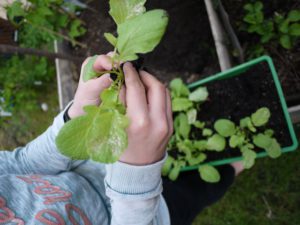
[68,54,113,118]
[119,63,173,165]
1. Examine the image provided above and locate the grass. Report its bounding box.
[193,125,300,225]
[0,83,59,150]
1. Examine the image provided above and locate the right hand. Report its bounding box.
[119,63,173,165]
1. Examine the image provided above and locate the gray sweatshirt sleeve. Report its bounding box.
[0,109,72,175]
[105,155,171,225]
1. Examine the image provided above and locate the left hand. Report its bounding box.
[68,54,114,118]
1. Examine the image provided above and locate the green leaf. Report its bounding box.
[288,10,300,22]
[104,32,118,47]
[189,87,208,102]
[251,107,271,127]
[177,139,194,154]
[266,138,281,158]
[289,23,300,36]
[202,128,213,137]
[193,140,207,151]
[193,121,205,129]
[6,1,26,24]
[207,134,226,152]
[264,129,274,137]
[174,113,191,139]
[244,3,253,11]
[188,153,206,166]
[109,0,146,25]
[86,108,129,163]
[100,86,119,105]
[69,19,86,39]
[240,117,256,132]
[187,109,197,124]
[280,35,292,49]
[83,55,98,82]
[242,148,257,169]
[172,98,193,112]
[244,14,257,24]
[117,10,168,61]
[170,78,190,97]
[254,2,263,11]
[253,133,272,149]
[279,19,290,34]
[214,119,236,137]
[162,156,174,176]
[56,106,96,160]
[229,134,245,148]
[199,165,220,183]
[56,104,129,163]
[168,162,181,181]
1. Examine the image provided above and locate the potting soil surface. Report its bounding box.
[193,61,293,161]
[75,0,219,83]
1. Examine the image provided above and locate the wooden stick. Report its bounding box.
[0,44,84,62]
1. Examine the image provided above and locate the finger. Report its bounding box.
[93,55,113,72]
[139,70,166,119]
[75,73,112,103]
[124,63,148,117]
[119,85,126,106]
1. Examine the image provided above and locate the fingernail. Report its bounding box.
[110,73,118,81]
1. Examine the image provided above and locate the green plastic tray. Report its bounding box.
[181,56,299,172]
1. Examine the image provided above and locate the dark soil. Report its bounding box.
[192,61,293,161]
[221,0,300,106]
[75,0,219,84]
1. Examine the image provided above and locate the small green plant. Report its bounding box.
[242,1,300,57]
[5,0,86,48]
[162,78,281,183]
[56,0,168,163]
[0,55,55,112]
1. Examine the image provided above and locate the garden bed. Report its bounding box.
[221,0,300,107]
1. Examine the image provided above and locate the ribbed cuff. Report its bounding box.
[52,101,74,135]
[105,154,167,200]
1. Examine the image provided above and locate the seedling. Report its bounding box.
[163,78,281,183]
[56,0,168,163]
[242,1,300,54]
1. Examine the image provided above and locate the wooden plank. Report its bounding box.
[54,41,78,111]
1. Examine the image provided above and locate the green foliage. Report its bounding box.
[164,78,282,183]
[207,134,226,151]
[56,0,169,163]
[242,1,300,57]
[251,107,270,127]
[199,165,221,183]
[214,119,236,137]
[0,55,55,112]
[6,0,86,48]
[56,87,129,163]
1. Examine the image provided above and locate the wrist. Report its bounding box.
[67,102,84,119]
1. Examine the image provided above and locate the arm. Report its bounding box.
[104,63,173,225]
[0,54,114,175]
[0,107,72,175]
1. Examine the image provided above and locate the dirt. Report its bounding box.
[221,0,300,106]
[75,0,219,84]
[193,61,293,161]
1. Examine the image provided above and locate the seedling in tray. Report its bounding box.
[163,78,282,183]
